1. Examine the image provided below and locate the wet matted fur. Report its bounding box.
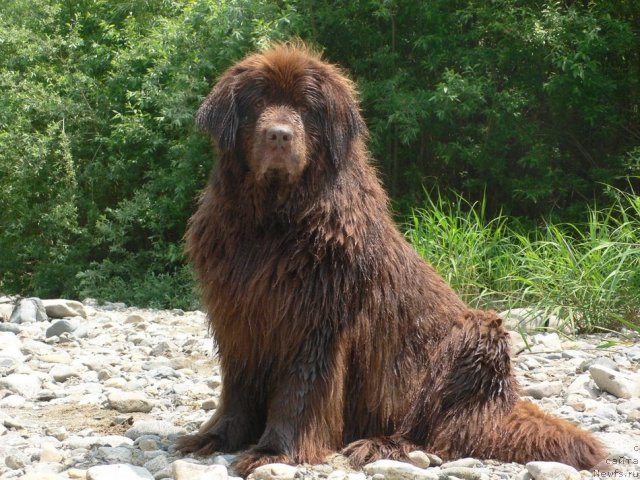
[176,44,604,476]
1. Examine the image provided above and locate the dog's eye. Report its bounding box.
[254,99,266,109]
[299,105,309,114]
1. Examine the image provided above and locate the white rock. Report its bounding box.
[363,460,439,480]
[565,373,599,399]
[125,420,185,440]
[42,299,87,318]
[531,332,562,351]
[39,352,72,364]
[173,460,228,480]
[441,457,483,468]
[524,381,563,399]
[40,443,65,463]
[87,464,154,480]
[0,331,24,361]
[407,450,431,468]
[0,394,26,407]
[589,364,640,399]
[0,302,14,321]
[597,432,640,465]
[51,364,82,382]
[0,373,41,398]
[440,466,488,479]
[250,463,297,480]
[525,461,580,479]
[108,391,155,413]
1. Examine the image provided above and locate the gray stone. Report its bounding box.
[10,298,48,323]
[97,445,134,463]
[45,319,78,338]
[524,381,563,399]
[173,460,228,480]
[202,398,219,411]
[525,461,580,480]
[42,299,86,319]
[363,460,439,480]
[5,453,27,469]
[136,436,161,452]
[108,391,155,413]
[143,454,169,474]
[0,321,21,333]
[87,464,154,480]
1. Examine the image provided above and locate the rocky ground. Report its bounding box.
[0,296,639,480]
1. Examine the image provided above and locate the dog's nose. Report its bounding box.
[266,125,293,148]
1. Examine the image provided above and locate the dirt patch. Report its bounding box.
[3,403,146,436]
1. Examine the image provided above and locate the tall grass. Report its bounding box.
[406,187,640,332]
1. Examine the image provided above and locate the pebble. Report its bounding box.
[108,392,155,413]
[407,450,431,468]
[0,298,639,480]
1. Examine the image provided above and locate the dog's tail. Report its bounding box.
[489,399,605,470]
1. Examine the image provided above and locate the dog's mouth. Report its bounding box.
[254,151,305,186]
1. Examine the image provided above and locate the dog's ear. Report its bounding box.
[319,73,366,167]
[196,67,243,151]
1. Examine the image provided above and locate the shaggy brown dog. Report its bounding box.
[177,44,604,476]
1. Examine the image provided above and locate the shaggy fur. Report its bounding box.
[176,44,604,476]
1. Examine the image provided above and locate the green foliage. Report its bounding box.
[1,0,298,306]
[408,188,640,332]
[299,1,640,216]
[0,0,638,312]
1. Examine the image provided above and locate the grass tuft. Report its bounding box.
[406,186,640,333]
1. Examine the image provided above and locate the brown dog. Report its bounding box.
[177,44,604,476]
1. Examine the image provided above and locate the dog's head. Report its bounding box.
[197,43,365,185]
